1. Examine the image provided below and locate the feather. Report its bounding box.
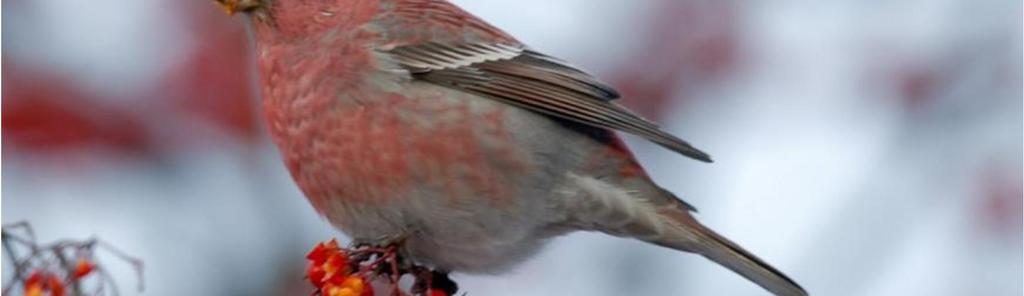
[385,42,713,162]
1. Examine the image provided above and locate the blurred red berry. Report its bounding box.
[23,271,65,296]
[73,259,95,280]
[24,283,44,296]
[2,64,149,155]
[45,276,65,296]
[24,271,45,289]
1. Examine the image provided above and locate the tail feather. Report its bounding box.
[689,225,807,296]
[646,206,806,295]
[565,173,805,295]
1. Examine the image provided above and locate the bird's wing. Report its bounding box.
[384,42,713,163]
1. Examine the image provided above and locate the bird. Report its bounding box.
[214,0,807,295]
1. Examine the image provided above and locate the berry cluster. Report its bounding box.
[22,259,95,296]
[304,239,458,296]
[2,222,142,296]
[306,240,373,296]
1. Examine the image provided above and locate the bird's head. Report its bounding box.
[214,0,264,16]
[212,0,379,37]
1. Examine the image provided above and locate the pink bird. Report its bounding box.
[215,0,806,295]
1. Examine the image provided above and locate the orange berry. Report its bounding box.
[24,283,44,296]
[322,284,344,296]
[340,276,374,296]
[73,259,95,280]
[341,276,364,289]
[336,287,358,296]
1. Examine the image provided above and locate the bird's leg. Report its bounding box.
[410,268,458,296]
[347,234,414,294]
[336,233,456,295]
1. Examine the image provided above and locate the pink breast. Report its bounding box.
[269,91,527,213]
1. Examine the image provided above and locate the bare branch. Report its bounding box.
[1,222,144,296]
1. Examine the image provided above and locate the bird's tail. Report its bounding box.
[658,218,808,296]
[567,176,806,295]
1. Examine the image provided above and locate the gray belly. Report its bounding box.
[311,84,595,272]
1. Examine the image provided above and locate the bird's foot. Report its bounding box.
[410,268,458,296]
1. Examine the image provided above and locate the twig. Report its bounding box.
[1,233,26,295]
[1,222,144,296]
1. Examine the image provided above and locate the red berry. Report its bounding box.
[73,259,95,280]
[307,239,343,265]
[46,275,66,296]
[25,271,45,287]
[306,264,328,287]
[322,253,350,279]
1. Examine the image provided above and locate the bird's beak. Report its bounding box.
[214,0,260,16]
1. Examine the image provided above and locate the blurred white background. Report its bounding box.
[3,0,1021,295]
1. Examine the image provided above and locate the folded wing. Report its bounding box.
[385,42,713,163]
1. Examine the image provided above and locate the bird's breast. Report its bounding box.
[263,77,533,212]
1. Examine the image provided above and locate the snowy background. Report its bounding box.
[3,0,1021,295]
